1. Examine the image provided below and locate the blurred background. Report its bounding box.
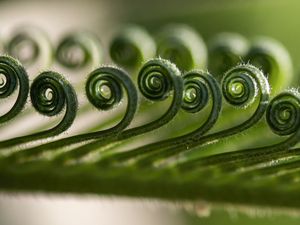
[1,0,300,224]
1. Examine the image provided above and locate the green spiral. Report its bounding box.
[133,64,270,166]
[181,71,210,113]
[97,70,222,165]
[84,66,139,131]
[110,25,155,70]
[0,71,78,148]
[266,91,300,136]
[0,55,29,124]
[211,64,270,136]
[245,37,293,94]
[208,32,249,82]
[6,26,53,68]
[6,66,139,161]
[137,59,177,101]
[120,58,183,138]
[222,65,258,108]
[56,32,102,69]
[156,24,207,72]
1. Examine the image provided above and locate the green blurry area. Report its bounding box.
[112,0,300,82]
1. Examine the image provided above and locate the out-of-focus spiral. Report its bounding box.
[109,25,155,70]
[0,55,29,124]
[208,33,249,81]
[246,37,293,94]
[6,26,53,69]
[56,32,102,69]
[156,24,207,72]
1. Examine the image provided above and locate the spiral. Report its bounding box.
[0,71,78,148]
[86,69,122,110]
[182,72,209,113]
[138,60,176,101]
[208,33,249,81]
[85,66,138,130]
[183,70,222,139]
[266,91,300,136]
[6,26,53,68]
[110,25,155,69]
[0,55,29,124]
[222,64,269,109]
[156,24,207,72]
[56,32,102,69]
[31,72,66,116]
[245,37,293,94]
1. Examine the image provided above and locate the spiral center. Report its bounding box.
[229,82,244,97]
[149,76,162,89]
[184,87,197,103]
[0,73,6,88]
[99,84,112,100]
[65,45,85,66]
[279,108,291,122]
[43,88,54,101]
[12,39,38,64]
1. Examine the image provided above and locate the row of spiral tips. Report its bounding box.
[0,24,299,209]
